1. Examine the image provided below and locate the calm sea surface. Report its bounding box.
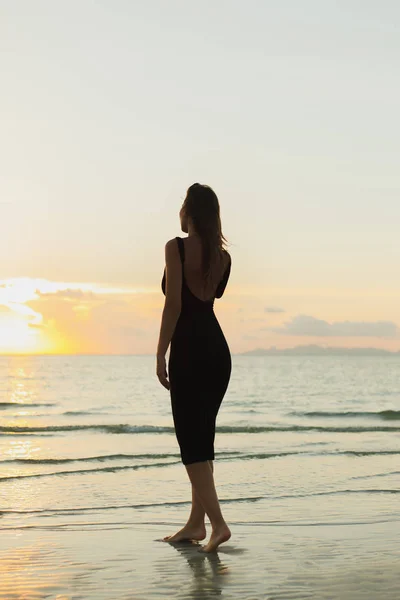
[0,354,399,598]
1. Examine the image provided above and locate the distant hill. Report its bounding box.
[241,344,400,356]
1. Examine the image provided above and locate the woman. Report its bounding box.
[157,182,232,553]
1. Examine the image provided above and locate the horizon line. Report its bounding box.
[1,346,400,357]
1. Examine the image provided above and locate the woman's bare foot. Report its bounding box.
[163,523,207,543]
[198,524,231,553]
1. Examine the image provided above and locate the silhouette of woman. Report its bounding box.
[157,183,232,552]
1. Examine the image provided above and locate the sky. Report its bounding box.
[1,0,400,354]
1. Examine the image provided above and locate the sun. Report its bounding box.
[0,276,150,355]
[0,277,98,355]
[0,313,54,354]
[0,316,38,353]
[0,279,51,354]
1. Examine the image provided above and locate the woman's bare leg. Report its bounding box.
[163,460,213,542]
[187,459,214,525]
[185,460,231,553]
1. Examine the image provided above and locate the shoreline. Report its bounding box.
[1,519,399,599]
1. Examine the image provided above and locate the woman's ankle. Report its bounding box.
[210,518,227,531]
[186,518,206,529]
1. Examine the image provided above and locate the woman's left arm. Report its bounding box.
[156,239,182,388]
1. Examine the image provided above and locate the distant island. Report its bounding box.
[240,344,400,356]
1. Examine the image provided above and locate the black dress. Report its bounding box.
[161,236,232,465]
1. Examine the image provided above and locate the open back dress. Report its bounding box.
[161,236,232,465]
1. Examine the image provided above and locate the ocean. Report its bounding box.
[0,354,399,599]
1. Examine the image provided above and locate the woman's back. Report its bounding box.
[161,236,231,309]
[181,236,231,302]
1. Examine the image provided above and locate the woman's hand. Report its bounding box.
[156,354,170,390]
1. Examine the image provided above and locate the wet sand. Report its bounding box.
[1,518,399,599]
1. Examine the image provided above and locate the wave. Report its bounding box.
[217,424,400,433]
[0,459,182,482]
[1,449,399,478]
[1,489,398,518]
[341,450,400,456]
[0,432,57,437]
[0,452,180,465]
[0,450,241,465]
[279,488,400,499]
[0,496,266,516]
[0,402,56,409]
[224,449,400,461]
[351,470,400,480]
[1,423,400,435]
[0,424,173,434]
[63,410,109,416]
[0,451,245,476]
[290,410,400,420]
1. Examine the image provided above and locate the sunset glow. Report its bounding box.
[2,1,400,356]
[0,278,154,354]
[1,276,399,355]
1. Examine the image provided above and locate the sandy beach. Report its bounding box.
[1,517,399,599]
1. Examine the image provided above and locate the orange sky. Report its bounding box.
[2,3,400,354]
[1,278,399,355]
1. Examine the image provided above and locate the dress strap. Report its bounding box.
[175,237,185,273]
[175,237,185,286]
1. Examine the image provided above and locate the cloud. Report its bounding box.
[267,314,400,338]
[0,304,13,314]
[114,326,146,337]
[0,277,164,353]
[265,306,285,313]
[37,288,95,300]
[1,301,43,326]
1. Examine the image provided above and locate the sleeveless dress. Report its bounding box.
[161,236,232,465]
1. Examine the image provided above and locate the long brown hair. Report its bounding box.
[182,183,228,288]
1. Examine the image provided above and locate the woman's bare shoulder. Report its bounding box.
[165,236,179,247]
[163,237,180,259]
[222,248,231,266]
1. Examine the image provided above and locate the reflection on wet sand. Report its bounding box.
[0,542,71,599]
[165,540,229,598]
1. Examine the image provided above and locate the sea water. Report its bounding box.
[0,354,399,598]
